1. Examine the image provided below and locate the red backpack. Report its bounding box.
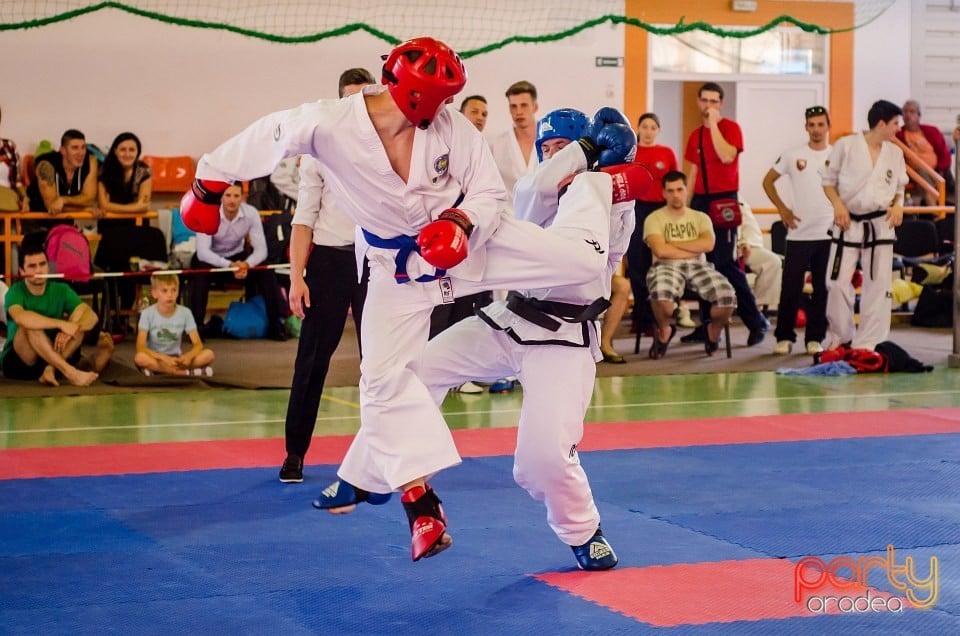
[44,225,92,282]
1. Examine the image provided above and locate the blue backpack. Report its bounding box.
[223,295,268,339]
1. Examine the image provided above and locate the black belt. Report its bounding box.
[505,291,610,332]
[315,243,355,252]
[829,210,896,281]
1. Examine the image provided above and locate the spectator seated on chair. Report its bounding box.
[24,129,98,234]
[897,100,953,206]
[95,132,155,317]
[599,264,630,363]
[188,183,286,341]
[736,200,782,314]
[643,171,735,358]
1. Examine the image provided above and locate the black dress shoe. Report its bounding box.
[278,454,303,483]
[679,325,707,344]
[267,325,289,342]
[747,320,770,347]
[747,329,767,347]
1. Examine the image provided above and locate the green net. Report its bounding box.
[0,1,897,56]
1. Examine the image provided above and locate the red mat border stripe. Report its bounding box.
[2,408,960,480]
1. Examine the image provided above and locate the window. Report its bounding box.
[651,27,826,75]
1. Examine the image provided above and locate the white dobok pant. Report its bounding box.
[337,173,613,498]
[825,216,894,350]
[415,317,601,547]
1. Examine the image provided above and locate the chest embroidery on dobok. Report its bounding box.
[431,154,450,184]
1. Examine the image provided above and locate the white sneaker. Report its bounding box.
[773,340,793,355]
[454,381,483,394]
[191,366,214,377]
[676,304,696,328]
[806,342,824,355]
[141,368,153,377]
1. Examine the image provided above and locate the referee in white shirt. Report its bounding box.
[278,68,375,483]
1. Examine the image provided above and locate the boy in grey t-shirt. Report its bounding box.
[134,273,215,376]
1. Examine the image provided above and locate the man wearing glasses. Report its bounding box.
[681,82,769,350]
[762,106,834,356]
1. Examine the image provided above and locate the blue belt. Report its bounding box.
[361,229,446,284]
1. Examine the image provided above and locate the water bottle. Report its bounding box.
[136,288,152,313]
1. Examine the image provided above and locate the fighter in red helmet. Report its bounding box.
[182,37,649,563]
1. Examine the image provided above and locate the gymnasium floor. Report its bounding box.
[2,369,960,634]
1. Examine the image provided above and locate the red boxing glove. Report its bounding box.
[416,209,474,270]
[180,179,230,235]
[601,163,655,204]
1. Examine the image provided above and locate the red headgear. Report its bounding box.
[382,37,467,130]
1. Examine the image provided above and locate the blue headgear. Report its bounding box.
[535,108,589,161]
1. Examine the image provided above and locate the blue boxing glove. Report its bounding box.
[578,107,637,167]
[586,107,631,134]
[593,123,637,166]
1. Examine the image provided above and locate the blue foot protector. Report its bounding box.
[571,528,618,571]
[312,480,392,509]
[489,377,518,393]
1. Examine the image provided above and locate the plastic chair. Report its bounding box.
[142,156,195,193]
[94,226,170,329]
[894,219,942,275]
[770,220,787,257]
[935,215,955,255]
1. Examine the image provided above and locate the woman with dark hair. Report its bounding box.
[627,112,679,335]
[97,132,152,230]
[96,132,155,325]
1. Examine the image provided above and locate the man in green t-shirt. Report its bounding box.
[1,235,111,385]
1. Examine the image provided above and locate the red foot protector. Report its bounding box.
[401,484,452,561]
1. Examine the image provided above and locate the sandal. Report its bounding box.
[602,351,626,364]
[705,336,721,357]
[648,325,677,360]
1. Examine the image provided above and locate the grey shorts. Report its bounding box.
[646,261,737,308]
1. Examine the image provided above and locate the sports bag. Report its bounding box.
[699,127,742,230]
[223,295,268,339]
[708,198,742,230]
[44,225,92,282]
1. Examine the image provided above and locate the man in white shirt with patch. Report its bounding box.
[762,105,834,355]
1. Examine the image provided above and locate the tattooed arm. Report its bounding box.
[35,160,64,214]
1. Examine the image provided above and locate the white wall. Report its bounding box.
[0,0,918,158]
[0,9,624,157]
[852,0,912,129]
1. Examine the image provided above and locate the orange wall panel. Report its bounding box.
[624,0,854,134]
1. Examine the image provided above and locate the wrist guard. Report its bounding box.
[577,137,600,167]
[191,180,227,205]
[438,209,474,237]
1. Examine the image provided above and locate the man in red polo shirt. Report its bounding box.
[681,82,768,348]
